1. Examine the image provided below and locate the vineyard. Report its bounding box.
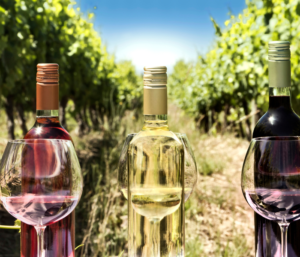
[169,0,300,140]
[0,0,142,256]
[1,0,300,140]
[0,0,142,140]
[0,0,300,256]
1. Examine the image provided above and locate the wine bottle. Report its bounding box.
[22,63,75,257]
[127,66,185,257]
[253,42,300,256]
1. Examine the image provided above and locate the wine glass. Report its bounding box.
[118,133,197,256]
[0,139,83,257]
[241,137,300,257]
[128,131,184,257]
[118,133,197,200]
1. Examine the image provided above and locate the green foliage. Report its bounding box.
[169,0,300,136]
[75,244,84,251]
[186,238,204,256]
[118,250,124,257]
[198,155,225,176]
[0,1,142,254]
[74,132,127,256]
[113,61,143,110]
[0,0,142,138]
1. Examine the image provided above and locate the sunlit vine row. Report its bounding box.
[169,0,300,135]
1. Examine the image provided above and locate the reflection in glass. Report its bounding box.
[241,137,300,257]
[0,139,83,257]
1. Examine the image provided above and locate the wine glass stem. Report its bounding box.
[150,219,160,257]
[278,222,289,257]
[35,226,46,257]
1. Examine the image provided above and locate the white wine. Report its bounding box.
[131,188,182,220]
[123,187,192,201]
[128,66,185,257]
[128,133,185,257]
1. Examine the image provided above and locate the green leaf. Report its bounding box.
[0,6,6,14]
[296,2,300,16]
[14,219,21,227]
[210,17,222,36]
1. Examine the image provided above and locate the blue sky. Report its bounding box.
[77,0,246,72]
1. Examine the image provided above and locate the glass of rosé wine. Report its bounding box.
[0,139,83,257]
[241,137,300,257]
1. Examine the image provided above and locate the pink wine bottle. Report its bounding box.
[22,63,75,257]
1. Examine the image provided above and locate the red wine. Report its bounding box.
[245,189,300,223]
[21,63,75,257]
[2,195,78,226]
[252,41,300,256]
[253,96,300,257]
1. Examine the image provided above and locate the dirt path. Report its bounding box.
[184,136,254,256]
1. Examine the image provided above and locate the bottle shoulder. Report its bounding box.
[253,109,300,137]
[129,130,183,147]
[24,118,72,141]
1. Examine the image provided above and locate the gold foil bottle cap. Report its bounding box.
[144,66,167,86]
[269,41,290,61]
[36,63,59,110]
[143,66,167,115]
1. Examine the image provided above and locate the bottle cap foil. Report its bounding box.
[268,42,291,88]
[269,41,290,61]
[143,66,167,115]
[36,63,59,110]
[143,66,167,86]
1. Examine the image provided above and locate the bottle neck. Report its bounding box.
[142,114,169,131]
[269,87,292,110]
[36,110,59,118]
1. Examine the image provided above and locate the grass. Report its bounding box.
[197,155,225,176]
[0,104,254,256]
[186,237,204,256]
[167,105,253,257]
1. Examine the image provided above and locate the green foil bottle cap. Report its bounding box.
[268,41,291,88]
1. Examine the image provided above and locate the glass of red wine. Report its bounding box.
[241,137,300,257]
[0,139,83,257]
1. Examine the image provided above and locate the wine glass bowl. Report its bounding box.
[128,133,184,215]
[241,136,300,257]
[118,133,197,200]
[1,194,78,227]
[0,139,83,257]
[176,133,197,200]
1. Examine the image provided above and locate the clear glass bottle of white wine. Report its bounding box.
[127,66,185,257]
